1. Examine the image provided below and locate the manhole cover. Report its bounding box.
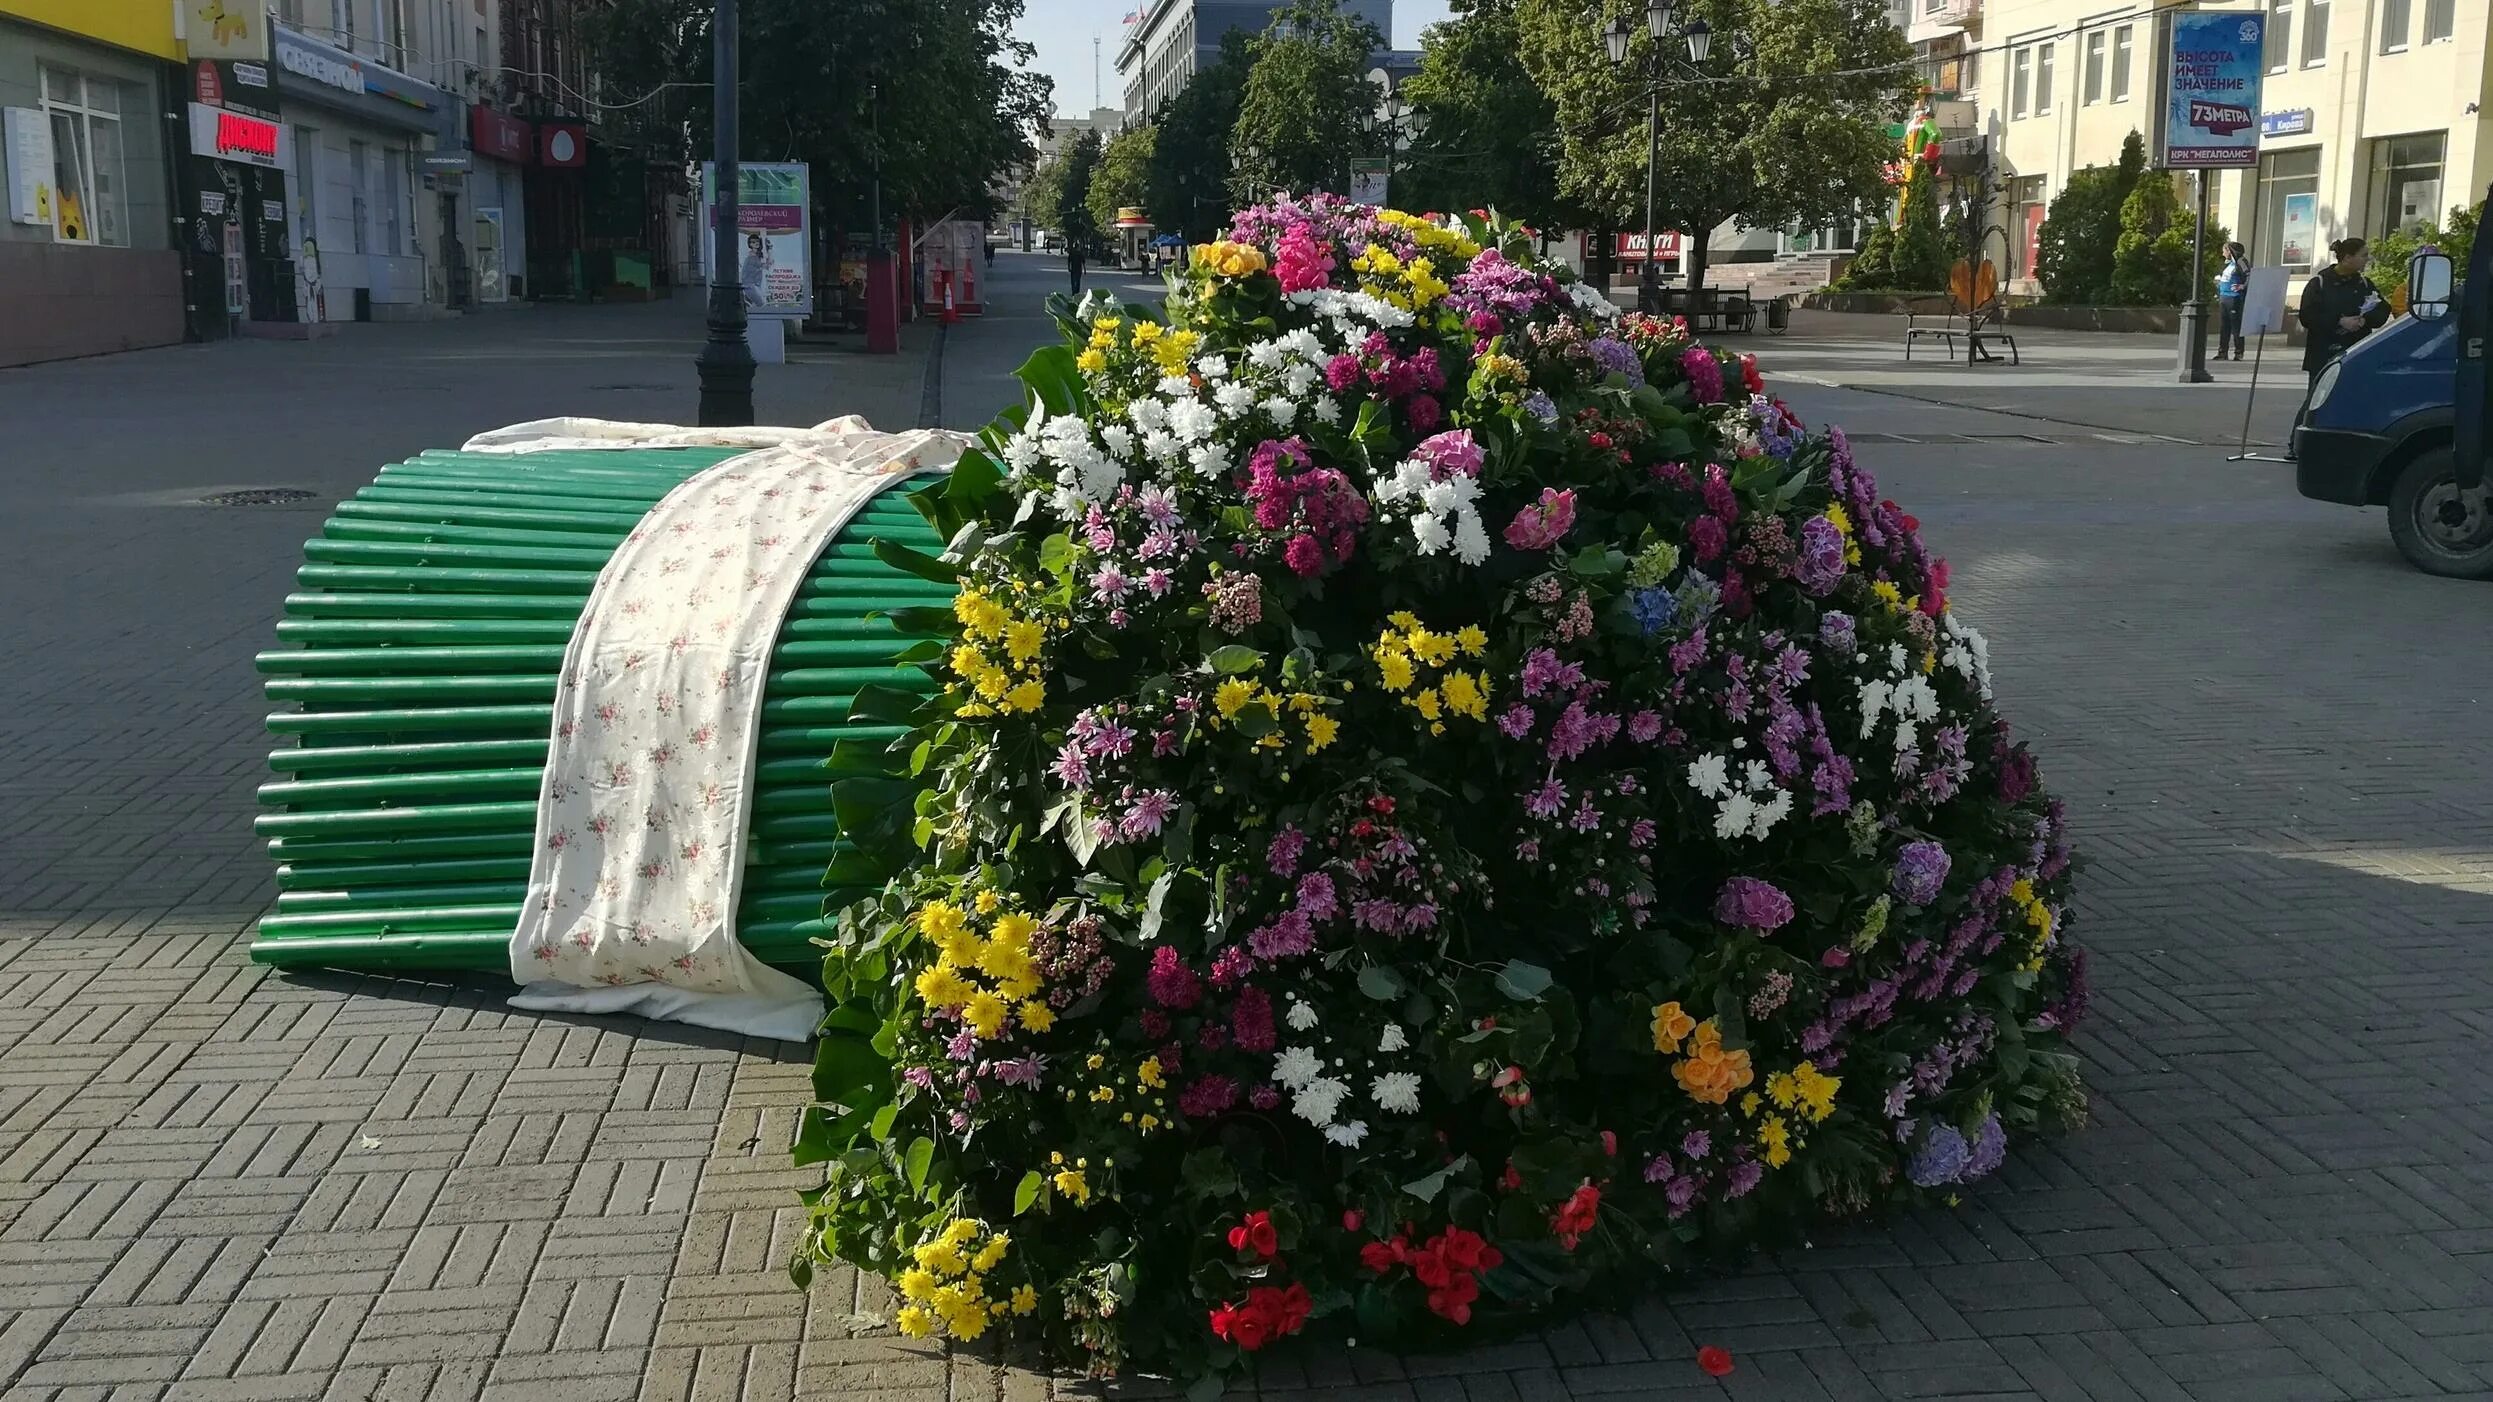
[198,488,319,506]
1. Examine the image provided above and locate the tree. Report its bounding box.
[1088,124,1158,240]
[1517,0,1912,292]
[1229,0,1384,205]
[1057,128,1104,257]
[1888,173,1948,290]
[2034,131,2143,304]
[584,0,1052,236]
[1394,0,1580,234]
[2374,199,2485,309]
[1144,32,1255,243]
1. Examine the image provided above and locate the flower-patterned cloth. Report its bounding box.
[487,416,972,1041]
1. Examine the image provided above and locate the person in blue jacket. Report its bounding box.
[2214,241,2249,360]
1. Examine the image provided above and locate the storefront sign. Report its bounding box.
[1608,230,1685,263]
[199,190,227,216]
[421,152,472,173]
[194,60,280,122]
[188,102,286,169]
[1349,156,1389,206]
[470,105,532,164]
[700,161,811,317]
[2260,108,2311,139]
[6,108,54,228]
[188,0,272,63]
[277,34,365,95]
[2160,12,2265,168]
[539,123,586,168]
[262,199,283,223]
[273,25,448,131]
[194,62,223,106]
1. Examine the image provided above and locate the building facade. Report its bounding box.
[0,0,184,364]
[1117,0,1393,123]
[1964,0,2490,292]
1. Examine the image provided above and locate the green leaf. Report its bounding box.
[847,684,925,725]
[1357,965,1407,1002]
[1207,644,1263,675]
[1016,343,1086,416]
[1181,1148,1241,1200]
[1014,1169,1043,1215]
[1401,1157,1462,1203]
[871,537,959,584]
[903,1136,934,1192]
[1038,532,1075,577]
[1230,704,1278,740]
[938,447,1004,527]
[1494,959,1553,1001]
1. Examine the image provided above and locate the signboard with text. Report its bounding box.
[187,0,271,62]
[2160,11,2264,168]
[700,162,812,318]
[188,102,286,169]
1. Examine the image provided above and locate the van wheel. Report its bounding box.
[2385,448,2493,579]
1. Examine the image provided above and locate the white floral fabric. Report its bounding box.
[483,416,972,1041]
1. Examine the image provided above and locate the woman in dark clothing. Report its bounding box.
[1067,241,1086,295]
[2214,241,2249,360]
[2297,236,2391,379]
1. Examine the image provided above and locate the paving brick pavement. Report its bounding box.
[3,259,2491,1400]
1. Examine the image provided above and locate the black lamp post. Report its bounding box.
[1604,0,1710,313]
[695,0,756,427]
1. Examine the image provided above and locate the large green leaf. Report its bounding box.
[871,537,960,584]
[1016,343,1086,417]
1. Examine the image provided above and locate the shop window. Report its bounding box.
[2083,32,2104,105]
[39,67,129,247]
[2254,147,2322,270]
[2111,26,2132,102]
[2301,0,2328,66]
[2424,0,2453,42]
[2264,0,2292,74]
[350,139,371,254]
[2368,131,2446,238]
[2380,0,2410,52]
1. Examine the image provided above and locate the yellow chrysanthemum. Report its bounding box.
[1130,320,1162,344]
[1414,689,1442,721]
[1018,1000,1057,1033]
[1455,625,1488,656]
[1441,669,1486,721]
[1075,348,1107,374]
[1004,619,1045,663]
[1137,1057,1165,1089]
[962,991,1010,1040]
[1052,1168,1089,1203]
[971,1235,1009,1272]
[1002,679,1046,714]
[1213,677,1257,719]
[973,889,1001,914]
[1377,649,1415,693]
[914,966,973,1012]
[990,910,1037,947]
[1304,713,1339,753]
[898,1267,939,1301]
[895,1305,936,1337]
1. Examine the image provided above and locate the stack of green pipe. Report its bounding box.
[250,446,954,976]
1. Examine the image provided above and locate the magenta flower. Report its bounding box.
[1503,488,1577,551]
[1146,945,1202,1009]
[1713,876,1795,932]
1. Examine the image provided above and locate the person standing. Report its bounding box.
[1067,238,1087,296]
[2297,236,2390,382]
[2215,241,2249,360]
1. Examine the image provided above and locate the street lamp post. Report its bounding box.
[694,0,755,427]
[1604,1,1710,314]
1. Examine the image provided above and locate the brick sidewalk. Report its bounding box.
[3,270,2490,1401]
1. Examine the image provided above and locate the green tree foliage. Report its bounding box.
[1143,32,1254,243]
[1515,0,1912,291]
[1842,220,1894,288]
[2034,131,2144,304]
[1889,175,1948,291]
[1057,128,1104,257]
[1087,125,1158,237]
[584,0,1052,233]
[2372,199,2483,309]
[1229,0,1384,205]
[1393,0,1579,234]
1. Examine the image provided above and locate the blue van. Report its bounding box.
[2295,222,2492,576]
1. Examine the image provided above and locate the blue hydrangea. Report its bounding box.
[1906,1123,1971,1187]
[1628,586,1678,636]
[1522,391,1559,424]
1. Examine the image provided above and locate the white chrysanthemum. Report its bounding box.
[1412,514,1452,554]
[1311,397,1341,425]
[1246,338,1287,370]
[1195,354,1230,381]
[1282,363,1319,396]
[1099,424,1134,458]
[1292,1076,1349,1126]
[1453,513,1491,565]
[1687,753,1731,798]
[1377,1022,1409,1053]
[1262,398,1298,428]
[1166,399,1218,443]
[1127,397,1167,434]
[1751,789,1793,838]
[1215,382,1258,416]
[1566,280,1621,320]
[1142,429,1180,464]
[1714,792,1757,841]
[1323,1119,1369,1148]
[1190,442,1232,478]
[1371,1071,1422,1114]
[1285,998,1319,1032]
[1272,1045,1322,1088]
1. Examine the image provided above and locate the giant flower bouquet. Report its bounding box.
[798,195,2086,1384]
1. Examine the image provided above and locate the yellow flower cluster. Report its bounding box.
[1376,207,1482,259]
[1371,614,1490,735]
[1822,503,1863,567]
[1348,242,1448,310]
[910,899,1051,1040]
[2008,877,2055,972]
[1209,677,1337,755]
[1047,1149,1094,1205]
[950,587,1048,715]
[895,1217,1037,1339]
[1076,315,1123,374]
[1192,240,1267,279]
[1667,1017,1755,1106]
[1765,1061,1841,1125]
[1148,324,1201,375]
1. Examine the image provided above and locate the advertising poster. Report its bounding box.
[2279,191,2318,267]
[4,107,52,228]
[701,162,811,318]
[1349,156,1390,206]
[2160,12,2264,168]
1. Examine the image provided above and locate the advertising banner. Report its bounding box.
[1350,156,1390,206]
[2279,191,2318,267]
[2160,12,2264,168]
[701,162,812,318]
[188,0,272,62]
[5,107,53,228]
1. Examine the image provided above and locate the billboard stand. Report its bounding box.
[2224,266,2296,463]
[2156,9,2265,384]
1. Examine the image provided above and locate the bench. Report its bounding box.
[1902,294,2019,365]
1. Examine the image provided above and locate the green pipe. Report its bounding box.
[254,800,538,838]
[759,724,908,754]
[278,881,519,912]
[247,930,823,973]
[325,513,944,552]
[265,676,558,704]
[304,538,618,570]
[269,704,552,737]
[277,856,532,889]
[267,830,531,863]
[284,591,589,620]
[298,564,599,595]
[258,645,568,676]
[259,769,541,808]
[275,619,578,645]
[333,498,653,532]
[270,738,550,773]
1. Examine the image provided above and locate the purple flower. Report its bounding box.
[1643,1154,1673,1184]
[1413,429,1484,479]
[1726,1159,1764,1198]
[1120,790,1178,840]
[1050,742,1091,788]
[1248,909,1316,960]
[1497,704,1536,739]
[1296,871,1339,922]
[991,1055,1045,1089]
[1679,346,1725,404]
[1524,779,1567,819]
[1266,827,1305,877]
[1906,1123,1971,1187]
[1681,1130,1711,1160]
[1713,876,1795,932]
[1178,1074,1240,1118]
[1794,515,1847,595]
[1964,1112,2008,1180]
[1587,335,1644,386]
[1522,391,1559,423]
[1665,1175,1702,1216]
[1146,945,1201,1009]
[1891,840,1952,907]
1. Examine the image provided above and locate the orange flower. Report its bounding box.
[1650,1000,1697,1053]
[1671,1020,1756,1105]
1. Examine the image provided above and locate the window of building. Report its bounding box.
[2264,0,2293,74]
[350,139,371,254]
[2111,25,2133,101]
[2034,42,2054,114]
[2083,31,2105,104]
[2254,147,2322,269]
[2013,175,2047,277]
[39,68,128,247]
[2380,0,2411,51]
[2368,131,2446,237]
[2424,0,2453,42]
[2301,0,2328,66]
[2010,46,2031,118]
[278,0,303,22]
[332,0,355,44]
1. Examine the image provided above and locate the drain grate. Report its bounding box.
[198,488,319,506]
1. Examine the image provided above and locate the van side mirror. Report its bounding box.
[2410,249,2455,319]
